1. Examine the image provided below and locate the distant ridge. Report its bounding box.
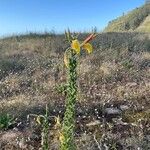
[104,3,150,32]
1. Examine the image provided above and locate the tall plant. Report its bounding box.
[60,31,96,150]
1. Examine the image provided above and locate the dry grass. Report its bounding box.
[0,32,149,149]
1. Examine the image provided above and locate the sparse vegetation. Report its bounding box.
[0,30,149,149]
[105,3,150,32]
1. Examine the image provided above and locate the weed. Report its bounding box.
[0,113,15,130]
[40,105,49,150]
[28,105,50,150]
[60,31,96,150]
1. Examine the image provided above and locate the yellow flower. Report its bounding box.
[71,40,80,54]
[82,43,93,54]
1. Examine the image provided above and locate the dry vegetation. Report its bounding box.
[0,32,150,149]
[104,3,150,32]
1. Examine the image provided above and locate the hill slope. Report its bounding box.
[136,15,150,32]
[104,4,150,32]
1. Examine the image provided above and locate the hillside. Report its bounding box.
[137,15,150,32]
[104,3,150,32]
[0,32,149,149]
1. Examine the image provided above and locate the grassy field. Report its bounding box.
[0,32,150,149]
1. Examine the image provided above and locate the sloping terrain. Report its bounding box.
[136,15,150,32]
[104,4,150,32]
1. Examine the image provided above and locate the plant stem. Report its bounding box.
[61,50,77,150]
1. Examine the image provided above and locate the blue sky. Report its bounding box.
[0,0,145,36]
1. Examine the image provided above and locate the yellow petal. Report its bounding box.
[55,116,61,128]
[82,43,93,54]
[64,53,69,68]
[36,116,41,125]
[71,40,80,54]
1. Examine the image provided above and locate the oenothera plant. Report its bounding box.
[60,31,96,150]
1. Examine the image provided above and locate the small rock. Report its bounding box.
[126,82,137,87]
[120,105,129,111]
[104,108,121,115]
[78,107,84,115]
[86,120,101,127]
[104,108,122,121]
[18,138,27,149]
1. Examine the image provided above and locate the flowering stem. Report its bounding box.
[60,32,96,149]
[61,50,77,150]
